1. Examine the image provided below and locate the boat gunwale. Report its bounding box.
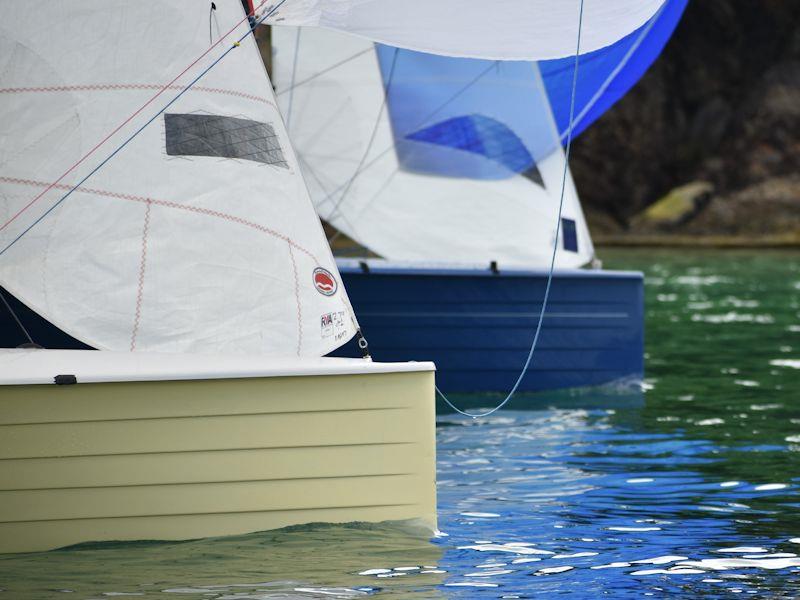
[335,258,644,280]
[0,349,435,386]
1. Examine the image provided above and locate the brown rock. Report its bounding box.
[571,0,800,239]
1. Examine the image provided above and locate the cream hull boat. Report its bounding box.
[0,349,436,554]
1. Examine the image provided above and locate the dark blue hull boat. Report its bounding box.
[0,261,644,398]
[332,260,644,394]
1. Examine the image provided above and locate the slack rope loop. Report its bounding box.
[437,0,586,419]
[0,0,288,259]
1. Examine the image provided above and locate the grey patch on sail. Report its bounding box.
[164,113,288,168]
[521,163,544,187]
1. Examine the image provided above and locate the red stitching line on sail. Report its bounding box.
[288,243,303,356]
[130,201,151,351]
[0,0,270,234]
[0,176,318,263]
[0,84,275,108]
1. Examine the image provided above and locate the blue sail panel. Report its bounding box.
[540,0,688,140]
[406,114,536,177]
[376,48,558,181]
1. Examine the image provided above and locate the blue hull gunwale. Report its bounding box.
[332,259,644,394]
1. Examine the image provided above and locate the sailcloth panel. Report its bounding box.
[0,0,357,356]
[274,0,666,60]
[542,0,688,139]
[272,28,593,269]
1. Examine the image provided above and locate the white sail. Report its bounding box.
[272,28,594,269]
[0,1,357,356]
[273,0,666,60]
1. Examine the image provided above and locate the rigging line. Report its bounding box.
[316,59,499,214]
[328,165,399,249]
[437,0,586,419]
[0,288,34,345]
[0,0,288,259]
[275,47,372,96]
[325,47,399,241]
[297,153,363,237]
[408,60,500,135]
[0,0,272,236]
[284,27,302,131]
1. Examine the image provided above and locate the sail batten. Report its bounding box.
[0,0,357,356]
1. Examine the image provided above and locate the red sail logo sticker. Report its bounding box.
[312,267,337,296]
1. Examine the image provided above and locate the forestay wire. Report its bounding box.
[437,0,586,418]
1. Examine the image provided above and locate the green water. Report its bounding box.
[1,248,799,598]
[608,248,800,542]
[616,249,800,468]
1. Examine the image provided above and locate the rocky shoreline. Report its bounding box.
[571,2,800,246]
[587,176,800,247]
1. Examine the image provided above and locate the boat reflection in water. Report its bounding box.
[0,521,444,598]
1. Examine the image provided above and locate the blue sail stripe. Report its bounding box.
[406,114,535,176]
[541,0,688,139]
[375,0,686,179]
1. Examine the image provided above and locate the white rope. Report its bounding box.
[438,0,586,418]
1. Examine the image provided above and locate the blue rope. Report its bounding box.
[0,0,287,259]
[437,0,586,418]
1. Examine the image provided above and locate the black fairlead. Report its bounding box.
[355,329,371,360]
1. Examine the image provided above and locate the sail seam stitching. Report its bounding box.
[130,201,152,351]
[0,84,276,109]
[0,0,274,236]
[288,243,303,356]
[0,176,319,263]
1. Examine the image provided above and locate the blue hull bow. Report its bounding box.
[332,260,644,394]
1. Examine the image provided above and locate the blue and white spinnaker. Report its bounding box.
[541,0,688,139]
[271,1,684,268]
